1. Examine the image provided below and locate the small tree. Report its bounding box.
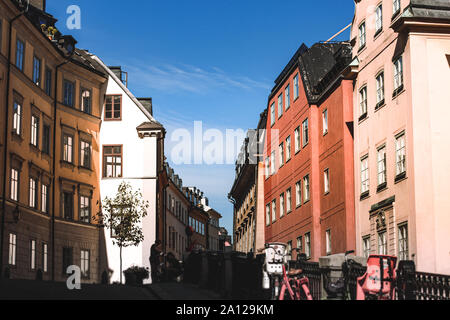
[101,182,149,284]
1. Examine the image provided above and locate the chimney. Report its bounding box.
[137,98,153,116]
[29,0,46,11]
[108,66,128,87]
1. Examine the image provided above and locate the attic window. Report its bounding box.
[104,95,122,121]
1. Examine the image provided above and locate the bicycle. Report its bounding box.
[263,243,313,300]
[356,254,397,300]
[323,250,363,300]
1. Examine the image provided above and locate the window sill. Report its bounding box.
[285,158,291,164]
[392,85,405,99]
[374,28,383,40]
[360,191,370,201]
[391,10,401,22]
[323,130,328,137]
[377,183,387,193]
[296,204,302,209]
[60,160,75,168]
[395,172,407,184]
[286,209,292,215]
[358,113,368,124]
[375,100,386,112]
[358,44,366,54]
[324,191,330,196]
[78,166,92,172]
[303,199,310,205]
[11,133,23,142]
[302,142,309,149]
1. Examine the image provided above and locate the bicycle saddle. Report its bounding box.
[288,268,303,276]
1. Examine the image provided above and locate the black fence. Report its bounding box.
[183,252,450,300]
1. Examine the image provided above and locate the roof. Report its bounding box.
[298,42,352,104]
[406,0,450,20]
[137,121,165,131]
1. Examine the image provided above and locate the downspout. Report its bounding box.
[0,9,27,278]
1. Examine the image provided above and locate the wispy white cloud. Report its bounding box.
[123,62,271,94]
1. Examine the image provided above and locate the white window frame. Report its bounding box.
[305,232,311,259]
[359,86,367,117]
[303,175,310,203]
[13,101,22,135]
[394,56,403,91]
[29,177,37,208]
[324,168,330,194]
[279,142,284,168]
[266,204,270,226]
[396,132,406,176]
[326,230,332,255]
[271,200,276,223]
[295,181,302,207]
[285,85,291,110]
[376,72,385,105]
[361,156,369,194]
[375,4,383,33]
[278,94,283,118]
[31,115,39,147]
[9,233,17,266]
[286,136,291,161]
[286,188,292,213]
[294,74,299,100]
[398,224,409,260]
[302,119,309,147]
[377,146,387,186]
[270,102,275,126]
[359,21,366,49]
[363,236,371,258]
[322,109,328,135]
[280,193,285,218]
[30,240,36,270]
[378,231,387,255]
[294,127,300,153]
[393,0,401,15]
[10,168,19,201]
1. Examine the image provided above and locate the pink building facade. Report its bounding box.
[351,0,450,274]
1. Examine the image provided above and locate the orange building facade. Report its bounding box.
[264,42,356,261]
[0,0,108,282]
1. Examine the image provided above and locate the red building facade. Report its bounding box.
[264,42,355,261]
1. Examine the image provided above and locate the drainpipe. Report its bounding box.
[0,6,27,279]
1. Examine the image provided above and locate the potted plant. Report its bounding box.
[123,266,149,286]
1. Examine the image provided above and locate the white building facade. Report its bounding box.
[93,58,165,284]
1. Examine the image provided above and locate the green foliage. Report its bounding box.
[101,182,149,249]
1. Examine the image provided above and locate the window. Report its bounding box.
[63,80,75,107]
[326,230,331,255]
[270,102,275,126]
[303,175,310,203]
[398,224,409,260]
[305,232,311,259]
[359,86,367,118]
[361,156,369,195]
[302,118,309,147]
[286,188,292,213]
[295,181,302,207]
[29,177,38,209]
[378,231,387,255]
[33,56,41,86]
[103,146,123,178]
[81,250,90,278]
[31,115,39,147]
[270,151,275,175]
[393,0,401,15]
[393,56,403,92]
[41,184,49,214]
[376,72,385,107]
[63,192,73,220]
[265,157,270,178]
[9,234,17,266]
[285,85,290,110]
[10,168,19,201]
[105,95,122,120]
[396,133,406,177]
[285,136,291,161]
[279,142,284,168]
[280,193,285,218]
[287,241,292,257]
[80,195,91,223]
[63,134,73,163]
[45,68,52,96]
[322,109,328,135]
[13,101,22,136]
[294,127,301,153]
[294,74,299,100]
[80,140,91,169]
[375,4,383,33]
[81,89,92,114]
[271,200,276,223]
[297,236,303,253]
[62,247,73,274]
[30,240,36,270]
[42,243,48,272]
[363,236,371,258]
[16,39,25,71]
[277,94,283,118]
[42,124,50,155]
[359,22,366,49]
[324,168,330,194]
[377,146,387,187]
[266,204,270,226]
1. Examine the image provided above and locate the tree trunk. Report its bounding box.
[120,245,123,284]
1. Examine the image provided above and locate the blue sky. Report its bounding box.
[47,0,355,235]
